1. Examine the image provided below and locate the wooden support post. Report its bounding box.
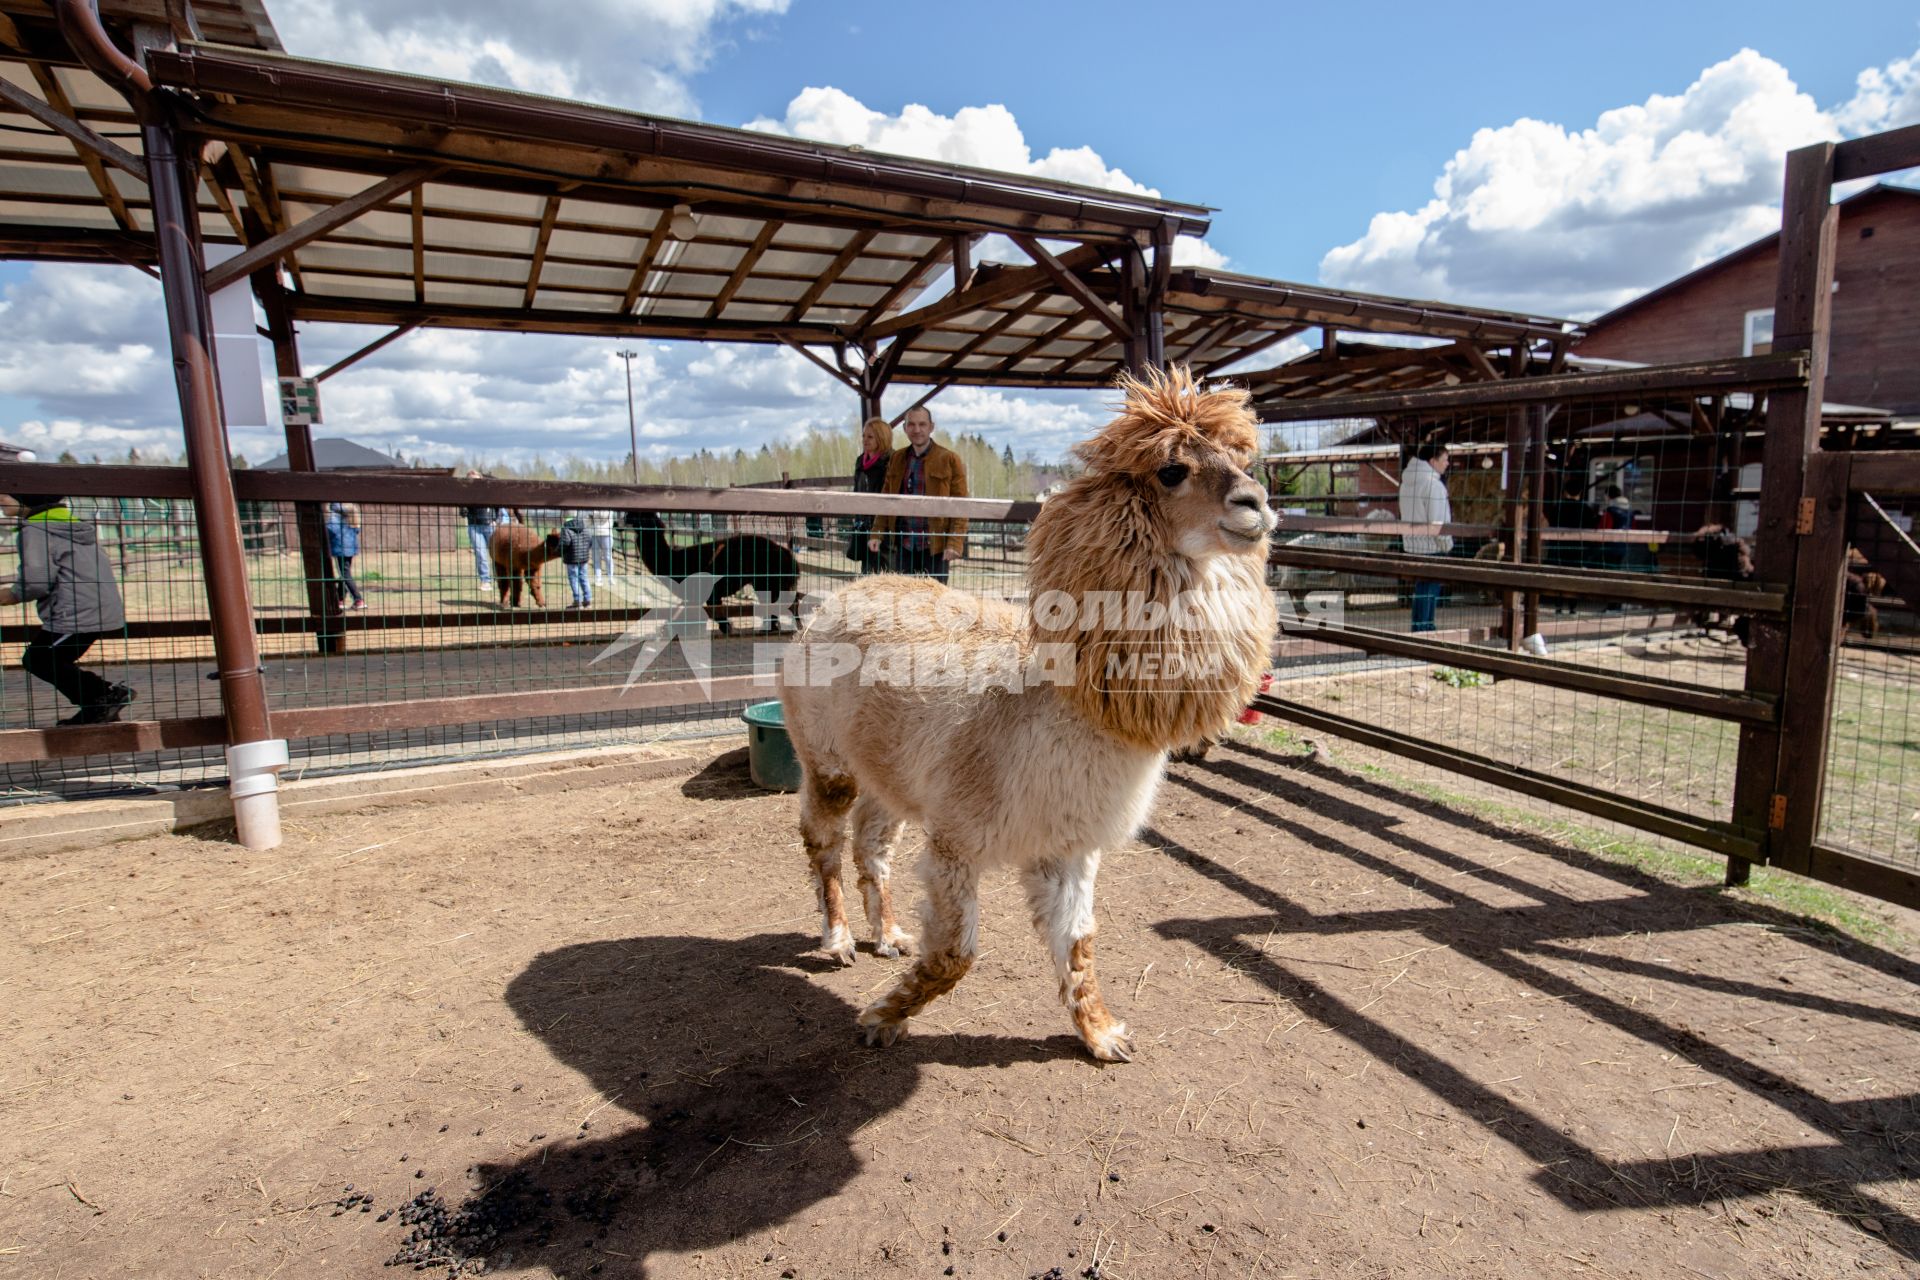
[1730,142,1839,878]
[146,105,283,849]
[256,274,343,655]
[1523,404,1547,639]
[1502,404,1529,648]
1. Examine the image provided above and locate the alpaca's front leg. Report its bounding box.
[800,773,859,965]
[1023,853,1133,1063]
[850,795,913,958]
[859,847,978,1045]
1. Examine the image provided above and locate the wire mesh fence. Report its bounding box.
[0,487,1032,801]
[1817,487,1920,868]
[1260,385,1786,837]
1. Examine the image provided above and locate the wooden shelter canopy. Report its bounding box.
[878,264,1583,391]
[1,20,1214,352]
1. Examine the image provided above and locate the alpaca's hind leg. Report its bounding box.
[859,845,978,1046]
[1023,852,1133,1063]
[850,795,912,958]
[800,773,859,965]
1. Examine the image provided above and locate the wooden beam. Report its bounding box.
[708,220,778,319]
[314,321,422,382]
[620,212,675,313]
[889,381,952,426]
[1458,341,1502,382]
[864,242,1107,342]
[521,193,562,308]
[24,65,135,231]
[410,184,425,302]
[0,77,146,181]
[1010,234,1131,341]
[198,161,247,242]
[205,165,439,294]
[784,228,875,322]
[287,292,844,343]
[1194,323,1307,376]
[950,233,974,291]
[1234,340,1469,388]
[933,293,1051,372]
[1832,122,1920,182]
[854,238,953,330]
[780,337,862,391]
[1254,352,1810,422]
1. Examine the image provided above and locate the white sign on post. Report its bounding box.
[279,376,322,426]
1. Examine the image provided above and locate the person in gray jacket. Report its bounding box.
[0,494,134,725]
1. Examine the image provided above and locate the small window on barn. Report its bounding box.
[1743,308,1774,357]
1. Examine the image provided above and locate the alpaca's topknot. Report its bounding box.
[1072,365,1259,476]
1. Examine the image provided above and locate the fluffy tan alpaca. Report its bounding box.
[779,367,1278,1062]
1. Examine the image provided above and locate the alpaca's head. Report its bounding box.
[1026,365,1280,751]
[1064,365,1273,564]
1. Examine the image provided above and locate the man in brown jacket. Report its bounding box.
[867,406,968,582]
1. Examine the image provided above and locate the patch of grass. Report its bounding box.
[1431,667,1492,689]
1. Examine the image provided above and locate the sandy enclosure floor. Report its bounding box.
[3,742,1918,1279]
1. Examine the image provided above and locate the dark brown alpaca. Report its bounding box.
[490,524,562,608]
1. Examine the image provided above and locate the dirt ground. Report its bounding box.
[3,741,1917,1279]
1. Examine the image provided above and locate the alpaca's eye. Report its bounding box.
[1156,463,1189,488]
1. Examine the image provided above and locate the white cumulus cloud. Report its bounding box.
[272,0,788,117]
[748,86,1227,271]
[1320,46,1920,318]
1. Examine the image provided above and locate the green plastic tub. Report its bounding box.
[742,700,802,792]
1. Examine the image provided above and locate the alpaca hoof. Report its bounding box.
[825,925,856,967]
[1084,1022,1135,1063]
[857,1009,908,1048]
[874,928,914,960]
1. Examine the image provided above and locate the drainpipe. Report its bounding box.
[59,0,287,847]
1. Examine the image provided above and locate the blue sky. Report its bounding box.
[701,1,1920,282]
[2,1,1917,466]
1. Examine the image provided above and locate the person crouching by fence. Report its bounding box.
[463,473,501,589]
[560,512,593,609]
[0,493,134,725]
[326,501,367,611]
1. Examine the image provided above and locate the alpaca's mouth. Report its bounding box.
[1217,520,1267,545]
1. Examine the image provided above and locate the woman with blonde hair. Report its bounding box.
[848,415,895,573]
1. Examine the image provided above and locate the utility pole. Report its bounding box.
[616,348,640,483]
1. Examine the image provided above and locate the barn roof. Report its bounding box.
[1583,184,1920,333]
[256,436,405,471]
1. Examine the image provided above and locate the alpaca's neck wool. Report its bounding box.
[1025,476,1277,751]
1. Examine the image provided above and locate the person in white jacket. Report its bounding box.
[585,509,618,582]
[1398,442,1453,632]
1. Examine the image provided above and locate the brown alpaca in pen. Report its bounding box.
[779,366,1279,1062]
[490,523,562,609]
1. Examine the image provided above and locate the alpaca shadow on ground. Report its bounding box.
[399,932,1070,1278]
[1151,742,1920,1260]
[678,747,765,801]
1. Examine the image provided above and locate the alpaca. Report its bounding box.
[627,511,801,633]
[491,524,562,609]
[780,367,1278,1062]
[1692,524,1756,646]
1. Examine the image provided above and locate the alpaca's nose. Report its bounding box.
[1226,485,1268,515]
